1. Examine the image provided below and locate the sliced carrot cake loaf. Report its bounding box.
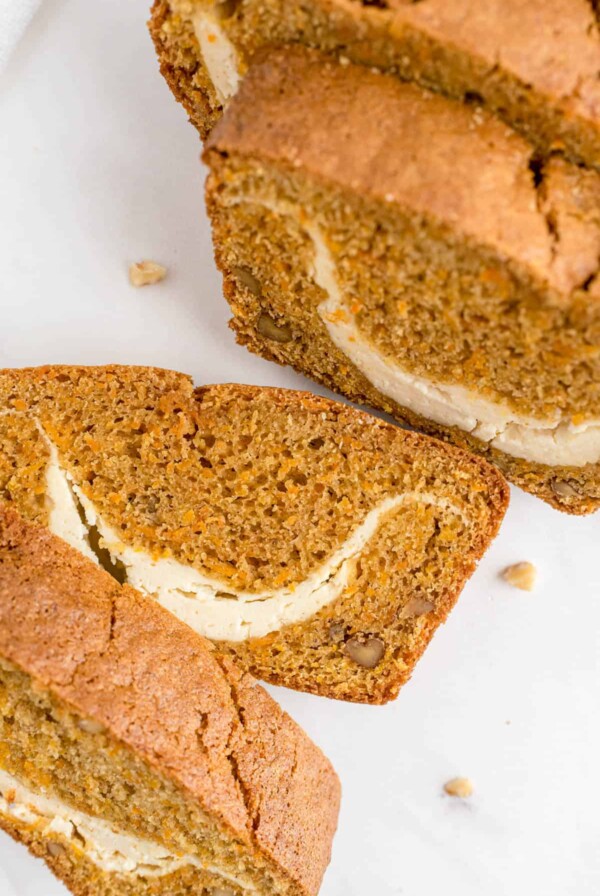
[0,364,507,704]
[203,47,600,515]
[149,0,600,167]
[0,505,340,896]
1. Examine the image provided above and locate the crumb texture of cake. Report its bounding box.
[149,0,600,168]
[0,506,340,896]
[203,47,600,515]
[0,365,507,702]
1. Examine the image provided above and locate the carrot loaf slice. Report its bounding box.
[0,365,507,704]
[0,505,340,896]
[203,47,600,515]
[149,0,600,167]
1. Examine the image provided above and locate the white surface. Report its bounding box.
[0,0,41,72]
[0,2,599,895]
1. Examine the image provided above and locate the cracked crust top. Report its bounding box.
[0,505,340,896]
[387,0,600,125]
[152,0,600,168]
[205,46,600,299]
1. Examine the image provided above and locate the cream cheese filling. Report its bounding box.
[231,195,600,468]
[39,430,458,641]
[192,9,241,106]
[36,422,98,563]
[0,768,249,887]
[36,427,459,642]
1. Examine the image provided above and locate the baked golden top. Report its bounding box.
[205,46,600,299]
[0,505,340,895]
[387,0,600,124]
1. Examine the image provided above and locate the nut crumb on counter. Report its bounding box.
[501,561,537,591]
[444,777,474,798]
[129,260,167,287]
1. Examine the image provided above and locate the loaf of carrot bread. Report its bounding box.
[0,505,340,896]
[149,0,600,167]
[0,365,507,703]
[203,47,600,515]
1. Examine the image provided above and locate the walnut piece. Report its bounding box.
[215,0,240,19]
[232,265,262,295]
[257,312,292,343]
[76,717,105,734]
[444,777,473,798]
[551,479,579,500]
[501,561,537,592]
[399,597,434,620]
[129,260,167,287]
[345,636,385,668]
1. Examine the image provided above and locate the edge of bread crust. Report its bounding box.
[0,814,111,896]
[0,505,341,896]
[149,0,600,171]
[0,812,160,896]
[148,0,217,139]
[0,811,258,896]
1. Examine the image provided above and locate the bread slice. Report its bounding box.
[0,365,507,703]
[149,0,600,168]
[0,505,340,896]
[203,47,600,515]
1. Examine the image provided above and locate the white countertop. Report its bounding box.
[1,2,599,894]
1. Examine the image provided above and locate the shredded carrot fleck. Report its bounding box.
[83,434,100,452]
[325,309,348,324]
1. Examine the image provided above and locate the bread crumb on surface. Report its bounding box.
[501,561,537,591]
[129,260,167,287]
[444,777,474,798]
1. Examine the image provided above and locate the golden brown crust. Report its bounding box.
[205,46,600,298]
[387,0,600,136]
[148,0,218,140]
[0,506,340,896]
[150,0,600,168]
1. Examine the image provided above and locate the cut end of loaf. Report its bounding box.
[0,365,508,702]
